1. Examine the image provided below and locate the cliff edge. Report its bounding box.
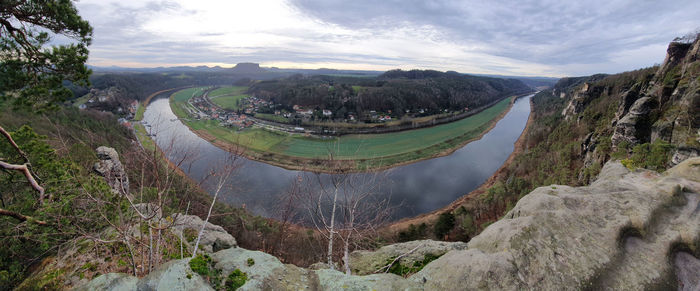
[77,157,700,290]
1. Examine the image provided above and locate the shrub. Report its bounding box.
[434,212,455,239]
[188,254,212,277]
[189,254,223,288]
[225,269,248,290]
[386,253,443,277]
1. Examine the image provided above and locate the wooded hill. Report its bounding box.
[247,70,533,120]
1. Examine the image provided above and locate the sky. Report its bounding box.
[74,0,700,77]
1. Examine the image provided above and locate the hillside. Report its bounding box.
[247,70,532,122]
[72,157,700,290]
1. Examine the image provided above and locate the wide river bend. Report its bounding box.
[143,94,533,220]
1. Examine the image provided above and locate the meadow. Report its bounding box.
[208,86,249,110]
[170,87,513,170]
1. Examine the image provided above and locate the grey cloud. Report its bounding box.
[79,0,700,76]
[290,0,700,67]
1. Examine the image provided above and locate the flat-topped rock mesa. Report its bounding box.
[230,63,267,74]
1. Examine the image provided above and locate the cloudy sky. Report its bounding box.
[74,0,700,77]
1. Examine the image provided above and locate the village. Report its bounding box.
[182,90,316,134]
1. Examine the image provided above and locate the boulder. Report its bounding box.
[93,146,129,195]
[172,214,237,253]
[73,273,137,291]
[411,157,700,290]
[671,147,700,166]
[137,259,213,291]
[349,240,467,275]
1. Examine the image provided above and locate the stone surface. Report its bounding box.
[611,96,656,147]
[137,259,214,291]
[671,147,700,166]
[172,214,237,253]
[73,273,137,291]
[93,146,129,195]
[171,214,238,253]
[349,239,467,275]
[561,82,602,120]
[411,158,700,290]
[675,252,700,291]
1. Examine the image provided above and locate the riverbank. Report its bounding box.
[387,95,535,231]
[169,89,532,173]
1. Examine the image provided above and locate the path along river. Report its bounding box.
[143,94,533,220]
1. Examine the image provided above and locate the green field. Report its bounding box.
[209,86,249,110]
[255,113,290,123]
[170,87,209,117]
[72,95,90,107]
[134,123,155,151]
[170,87,513,169]
[133,103,145,121]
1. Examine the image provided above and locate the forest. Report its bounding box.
[247,70,532,120]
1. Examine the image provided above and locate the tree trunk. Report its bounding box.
[327,187,338,269]
[343,236,351,275]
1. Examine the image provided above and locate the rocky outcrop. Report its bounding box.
[348,240,467,275]
[611,96,656,147]
[611,34,699,157]
[412,157,700,290]
[78,157,700,290]
[561,82,604,121]
[672,147,700,166]
[79,247,420,291]
[93,146,129,195]
[172,214,237,253]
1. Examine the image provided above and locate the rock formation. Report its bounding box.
[77,157,700,290]
[610,96,656,146]
[172,214,237,253]
[93,146,129,195]
[611,35,700,152]
[348,240,467,275]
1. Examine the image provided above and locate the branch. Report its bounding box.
[374,243,423,274]
[0,207,48,225]
[0,161,45,203]
[0,125,29,162]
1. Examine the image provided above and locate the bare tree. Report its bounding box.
[192,145,243,257]
[301,156,392,274]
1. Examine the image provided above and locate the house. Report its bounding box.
[297,109,313,116]
[322,109,332,117]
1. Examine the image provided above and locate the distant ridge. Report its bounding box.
[230,62,266,74]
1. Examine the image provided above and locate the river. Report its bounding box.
[142,94,533,220]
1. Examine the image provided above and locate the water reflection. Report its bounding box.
[143,94,532,220]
